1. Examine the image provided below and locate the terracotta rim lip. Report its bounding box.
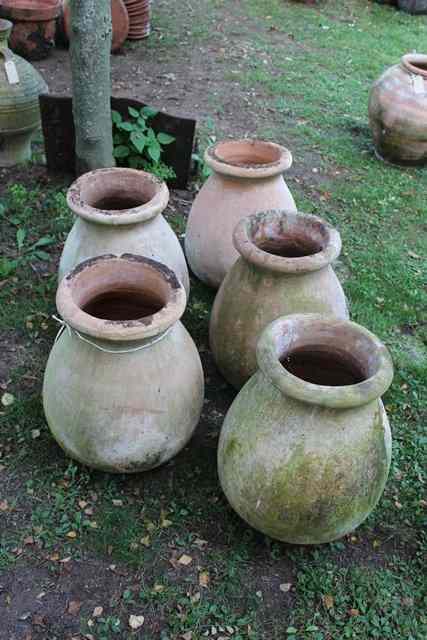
[0,1,61,21]
[257,314,394,409]
[205,139,292,178]
[233,210,341,273]
[401,53,427,78]
[56,254,186,342]
[66,168,169,226]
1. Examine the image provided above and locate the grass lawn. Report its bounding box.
[0,1,426,639]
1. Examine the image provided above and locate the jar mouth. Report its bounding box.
[67,168,169,226]
[257,314,393,409]
[206,139,292,179]
[57,254,186,342]
[233,210,341,274]
[0,0,61,21]
[401,53,427,78]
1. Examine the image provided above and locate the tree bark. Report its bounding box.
[69,0,115,175]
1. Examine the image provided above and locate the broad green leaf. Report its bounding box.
[137,117,148,130]
[33,236,54,248]
[16,228,26,250]
[113,145,130,159]
[113,133,124,144]
[146,127,157,142]
[128,106,140,118]
[130,132,146,154]
[34,250,50,261]
[118,121,134,132]
[111,110,122,125]
[157,132,175,145]
[141,106,158,118]
[147,142,161,163]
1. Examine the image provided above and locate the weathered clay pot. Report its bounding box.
[210,210,348,389]
[398,0,427,13]
[0,0,61,60]
[59,168,190,297]
[369,53,427,165]
[43,254,204,473]
[62,0,129,52]
[185,139,297,289]
[0,18,48,165]
[218,314,394,544]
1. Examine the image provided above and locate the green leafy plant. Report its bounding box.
[112,106,176,181]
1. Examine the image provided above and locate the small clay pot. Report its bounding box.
[43,254,204,473]
[218,313,394,544]
[185,139,297,289]
[62,0,129,52]
[59,168,190,297]
[210,209,348,389]
[0,0,61,60]
[369,53,427,165]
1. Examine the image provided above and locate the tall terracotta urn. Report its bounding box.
[59,168,190,297]
[185,139,297,289]
[0,0,61,60]
[43,254,204,473]
[218,314,394,544]
[0,19,47,166]
[369,53,427,165]
[210,210,348,389]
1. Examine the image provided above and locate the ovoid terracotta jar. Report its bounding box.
[0,0,61,60]
[210,210,348,389]
[43,254,204,473]
[59,168,190,297]
[218,314,394,544]
[0,19,48,166]
[62,0,129,52]
[185,139,297,289]
[369,53,427,165]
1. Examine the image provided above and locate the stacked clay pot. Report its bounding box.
[59,168,190,297]
[0,0,61,60]
[43,254,204,473]
[0,18,48,166]
[210,209,348,389]
[369,53,427,165]
[218,314,394,544]
[123,0,151,39]
[185,139,296,289]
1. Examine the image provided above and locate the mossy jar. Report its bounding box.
[43,254,204,473]
[59,167,190,297]
[218,314,394,544]
[210,209,348,389]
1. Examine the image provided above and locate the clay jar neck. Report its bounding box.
[205,139,292,180]
[401,54,427,79]
[56,254,187,348]
[257,314,394,410]
[66,168,169,227]
[0,19,12,45]
[233,209,342,276]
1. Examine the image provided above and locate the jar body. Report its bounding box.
[185,173,296,289]
[210,260,348,389]
[369,62,427,165]
[218,371,391,544]
[43,322,204,473]
[59,214,190,296]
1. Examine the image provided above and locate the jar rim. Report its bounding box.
[67,168,169,226]
[0,0,61,21]
[401,53,427,79]
[205,139,292,179]
[57,254,186,342]
[257,314,393,409]
[233,210,342,274]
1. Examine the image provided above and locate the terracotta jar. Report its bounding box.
[59,168,190,297]
[0,19,48,166]
[43,254,204,473]
[62,0,129,52]
[210,210,348,389]
[369,53,427,165]
[0,0,61,60]
[185,139,297,289]
[218,314,394,544]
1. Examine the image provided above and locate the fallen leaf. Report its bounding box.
[1,392,14,407]
[226,627,235,635]
[181,633,192,640]
[161,518,173,528]
[279,583,292,593]
[67,600,82,615]
[190,591,201,604]
[50,553,60,561]
[84,507,94,516]
[66,531,77,539]
[112,499,123,506]
[194,538,208,548]
[31,429,40,439]
[199,571,210,587]
[129,614,145,630]
[153,584,165,593]
[140,535,151,547]
[146,521,156,532]
[60,556,72,563]
[0,500,9,511]
[93,606,103,617]
[78,500,88,509]
[178,554,193,566]
[349,608,360,617]
[323,594,334,609]
[408,251,421,259]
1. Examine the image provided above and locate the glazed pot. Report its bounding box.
[0,0,61,60]
[43,254,204,473]
[218,314,394,544]
[398,0,427,13]
[369,53,427,165]
[185,139,297,289]
[59,168,190,297]
[62,0,129,52]
[210,210,348,389]
[0,19,48,166]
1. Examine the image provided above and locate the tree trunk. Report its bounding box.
[69,0,115,175]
